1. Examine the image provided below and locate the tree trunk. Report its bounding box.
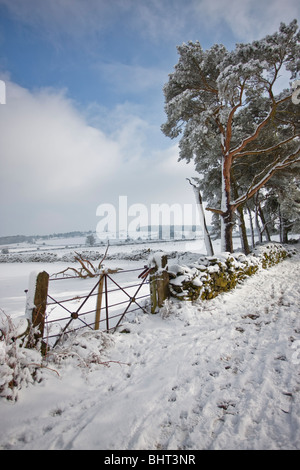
[282,223,289,244]
[232,177,250,255]
[258,205,271,242]
[187,179,214,256]
[280,213,290,244]
[221,156,234,253]
[278,206,283,243]
[221,208,234,253]
[255,209,263,243]
[246,205,255,249]
[254,193,263,243]
[237,205,250,254]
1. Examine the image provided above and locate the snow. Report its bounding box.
[24,271,38,320]
[0,239,300,450]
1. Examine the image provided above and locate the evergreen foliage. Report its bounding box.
[162,20,300,252]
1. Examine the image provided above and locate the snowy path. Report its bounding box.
[0,252,300,450]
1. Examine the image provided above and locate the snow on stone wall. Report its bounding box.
[168,243,292,301]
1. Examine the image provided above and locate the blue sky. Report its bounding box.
[0,0,299,236]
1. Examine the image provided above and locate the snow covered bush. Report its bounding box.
[0,251,59,263]
[0,311,115,401]
[47,329,114,369]
[0,247,176,264]
[0,312,43,401]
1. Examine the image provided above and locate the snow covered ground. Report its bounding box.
[0,239,300,450]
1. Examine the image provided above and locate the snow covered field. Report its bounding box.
[0,238,209,319]
[0,239,300,450]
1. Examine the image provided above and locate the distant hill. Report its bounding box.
[0,235,32,245]
[0,231,91,245]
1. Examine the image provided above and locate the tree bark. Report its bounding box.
[237,205,250,254]
[280,212,290,244]
[220,155,235,252]
[232,177,250,255]
[255,194,263,243]
[258,205,271,242]
[221,208,234,253]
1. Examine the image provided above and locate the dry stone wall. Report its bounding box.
[167,243,292,302]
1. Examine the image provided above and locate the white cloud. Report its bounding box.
[0,0,190,44]
[0,81,122,234]
[191,0,300,42]
[1,0,299,47]
[95,62,168,95]
[128,0,194,43]
[0,82,121,200]
[0,80,196,235]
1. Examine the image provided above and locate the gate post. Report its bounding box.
[94,274,104,330]
[149,254,169,313]
[25,271,49,352]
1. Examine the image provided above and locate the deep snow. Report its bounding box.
[0,240,300,450]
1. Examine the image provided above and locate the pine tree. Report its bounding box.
[264,166,300,242]
[162,20,300,253]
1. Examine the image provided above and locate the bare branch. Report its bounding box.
[206,206,224,215]
[98,242,110,270]
[52,243,110,279]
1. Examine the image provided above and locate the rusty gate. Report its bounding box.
[42,266,151,348]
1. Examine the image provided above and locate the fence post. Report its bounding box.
[94,274,104,330]
[149,254,169,313]
[26,271,49,351]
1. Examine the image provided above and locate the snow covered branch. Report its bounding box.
[231,148,300,209]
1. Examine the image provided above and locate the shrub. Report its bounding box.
[0,312,43,401]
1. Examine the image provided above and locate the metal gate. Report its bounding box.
[43,266,151,348]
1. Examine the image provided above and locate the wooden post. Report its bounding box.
[27,271,49,352]
[150,273,158,314]
[94,274,104,330]
[150,254,169,313]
